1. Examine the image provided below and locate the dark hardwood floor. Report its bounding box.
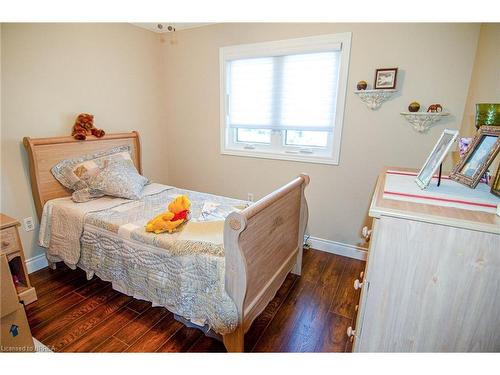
[26,248,365,352]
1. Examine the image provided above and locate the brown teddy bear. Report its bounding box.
[71,113,105,140]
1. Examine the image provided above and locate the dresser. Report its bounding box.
[1,214,35,352]
[350,167,500,352]
[0,214,37,305]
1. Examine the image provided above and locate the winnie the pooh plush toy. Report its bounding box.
[72,113,106,140]
[145,195,191,234]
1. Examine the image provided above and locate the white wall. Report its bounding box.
[0,23,484,264]
[460,23,500,137]
[161,23,480,247]
[459,23,500,178]
[1,23,167,261]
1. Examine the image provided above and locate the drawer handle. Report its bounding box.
[359,271,364,280]
[355,304,359,312]
[347,326,357,338]
[361,226,372,241]
[354,279,363,290]
[1,240,10,247]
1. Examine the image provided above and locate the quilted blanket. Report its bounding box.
[39,183,249,334]
[39,183,172,267]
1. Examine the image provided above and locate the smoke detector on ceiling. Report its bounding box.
[131,23,211,33]
[157,24,176,32]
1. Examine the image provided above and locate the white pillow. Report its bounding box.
[84,158,148,200]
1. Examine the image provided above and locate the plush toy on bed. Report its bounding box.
[71,113,106,140]
[145,195,191,234]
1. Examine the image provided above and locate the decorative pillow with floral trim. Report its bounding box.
[85,158,149,200]
[51,145,133,191]
[71,188,106,203]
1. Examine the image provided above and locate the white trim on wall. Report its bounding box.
[26,253,48,274]
[306,236,368,261]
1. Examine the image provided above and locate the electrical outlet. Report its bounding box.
[23,217,35,232]
[247,193,254,202]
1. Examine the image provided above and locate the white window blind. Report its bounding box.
[220,33,351,165]
[227,49,341,132]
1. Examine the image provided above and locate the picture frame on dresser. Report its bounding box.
[491,165,500,198]
[450,126,500,188]
[415,129,459,189]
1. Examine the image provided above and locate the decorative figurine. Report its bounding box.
[357,80,368,90]
[427,104,443,113]
[408,102,420,112]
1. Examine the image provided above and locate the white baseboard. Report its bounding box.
[26,253,48,274]
[306,236,368,261]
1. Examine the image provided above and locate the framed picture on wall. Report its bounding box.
[450,126,500,188]
[374,68,398,89]
[415,129,459,189]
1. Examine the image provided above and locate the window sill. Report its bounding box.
[220,148,339,165]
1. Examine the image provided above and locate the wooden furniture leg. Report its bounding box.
[223,327,244,352]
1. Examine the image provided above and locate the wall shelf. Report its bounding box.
[354,89,397,110]
[400,112,450,133]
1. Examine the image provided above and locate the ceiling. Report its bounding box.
[131,23,212,33]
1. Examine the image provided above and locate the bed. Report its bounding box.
[23,131,309,352]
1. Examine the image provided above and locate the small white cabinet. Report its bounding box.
[353,168,500,352]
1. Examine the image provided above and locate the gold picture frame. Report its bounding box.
[450,126,500,188]
[491,165,500,198]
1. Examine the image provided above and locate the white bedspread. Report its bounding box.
[39,183,172,267]
[38,184,248,334]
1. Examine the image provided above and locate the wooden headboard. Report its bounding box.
[23,131,142,220]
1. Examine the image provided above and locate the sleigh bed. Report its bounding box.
[23,131,309,352]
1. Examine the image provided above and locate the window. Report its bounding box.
[220,33,351,165]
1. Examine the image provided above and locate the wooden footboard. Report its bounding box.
[222,174,309,352]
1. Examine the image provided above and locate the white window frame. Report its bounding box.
[219,32,351,165]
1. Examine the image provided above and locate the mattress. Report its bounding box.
[39,184,248,334]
